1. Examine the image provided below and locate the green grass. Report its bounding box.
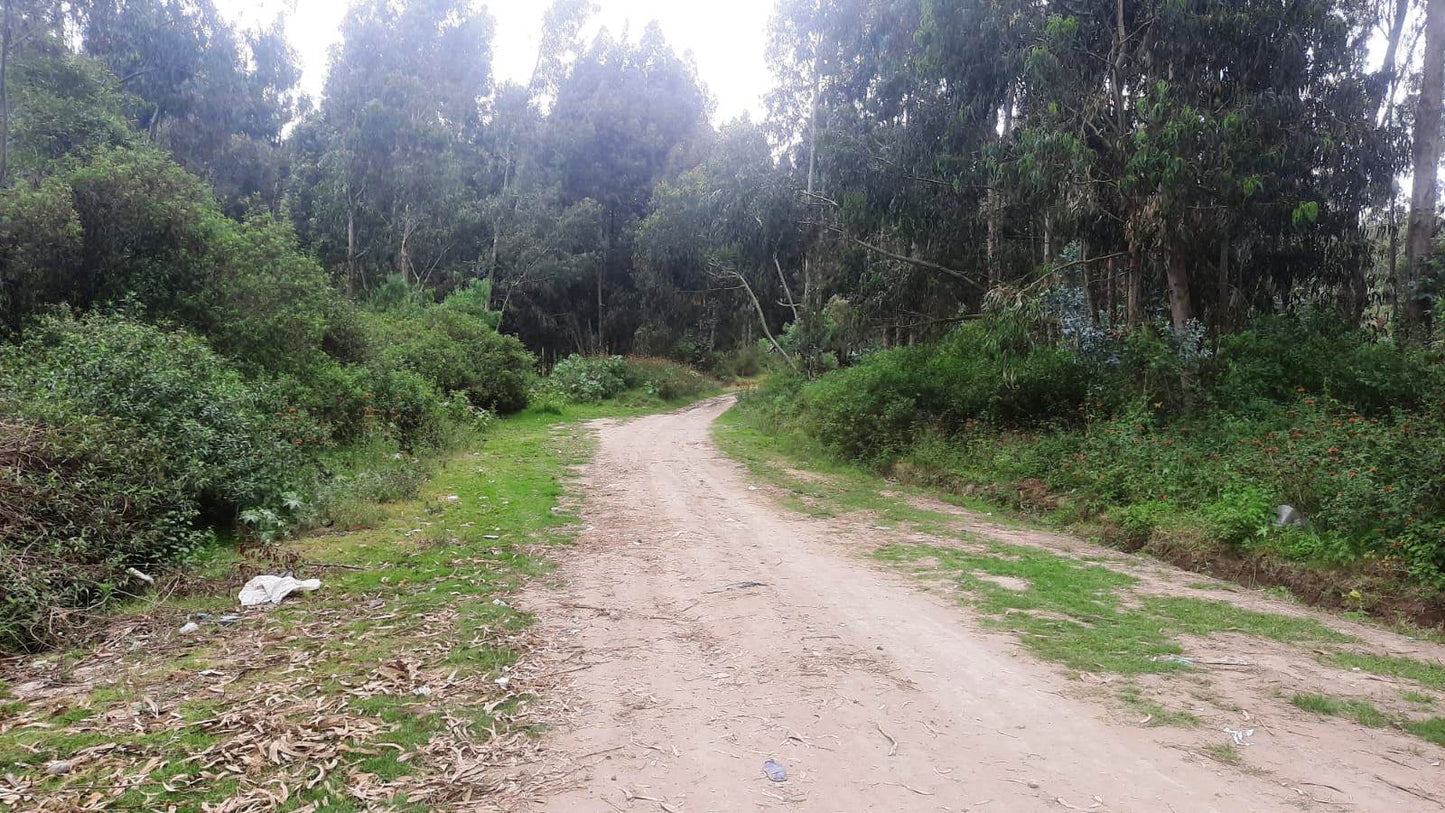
[1,391,702,809]
[718,401,1362,681]
[1288,692,1445,748]
[1405,717,1445,746]
[713,409,1005,535]
[1402,690,1435,706]
[1328,652,1445,690]
[874,540,1348,675]
[1290,693,1391,727]
[1203,742,1243,765]
[1118,686,1200,727]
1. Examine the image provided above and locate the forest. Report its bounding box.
[1,0,1444,653]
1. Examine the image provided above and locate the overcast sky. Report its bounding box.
[216,0,776,122]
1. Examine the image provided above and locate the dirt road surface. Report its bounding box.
[512,396,1444,812]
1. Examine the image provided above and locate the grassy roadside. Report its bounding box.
[0,394,696,811]
[712,405,1445,752]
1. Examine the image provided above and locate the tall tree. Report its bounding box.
[1402,0,1444,332]
[287,0,494,292]
[547,22,710,350]
[77,0,301,214]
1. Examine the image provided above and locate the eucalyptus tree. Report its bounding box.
[636,119,806,366]
[1402,0,1444,333]
[763,0,1403,349]
[546,22,711,351]
[287,0,493,293]
[76,0,301,215]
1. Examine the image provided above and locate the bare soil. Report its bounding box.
[511,396,1445,812]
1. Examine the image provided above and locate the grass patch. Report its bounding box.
[1329,652,1445,690]
[1289,692,1445,748]
[719,400,1357,682]
[1290,693,1391,727]
[1118,686,1200,727]
[712,409,1001,536]
[873,540,1347,676]
[1402,690,1435,706]
[1405,717,1445,746]
[1203,742,1243,765]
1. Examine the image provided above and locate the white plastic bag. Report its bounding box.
[238,574,321,606]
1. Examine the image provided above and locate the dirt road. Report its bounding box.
[515,396,1444,812]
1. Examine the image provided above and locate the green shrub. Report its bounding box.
[622,356,711,400]
[1113,501,1173,544]
[369,308,533,415]
[798,346,933,461]
[1207,314,1441,415]
[0,413,208,652]
[1203,484,1275,546]
[2,313,302,513]
[548,354,629,402]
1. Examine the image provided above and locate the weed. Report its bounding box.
[1203,742,1243,765]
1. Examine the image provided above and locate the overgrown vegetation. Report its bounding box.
[735,309,1445,620]
[0,28,534,651]
[541,354,713,404]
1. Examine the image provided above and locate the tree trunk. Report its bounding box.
[735,269,797,373]
[1403,0,1445,335]
[1126,242,1142,328]
[1106,256,1118,324]
[489,157,510,275]
[986,88,1012,288]
[1376,0,1411,120]
[346,195,357,295]
[1080,238,1097,322]
[802,68,820,308]
[1165,241,1193,333]
[1215,236,1230,332]
[0,0,10,185]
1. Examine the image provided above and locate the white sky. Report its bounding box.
[216,0,777,122]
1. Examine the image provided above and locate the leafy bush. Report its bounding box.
[547,354,629,402]
[622,356,711,400]
[367,306,533,415]
[1206,314,1441,415]
[798,346,933,460]
[1203,485,1275,546]
[0,414,207,652]
[2,313,303,514]
[752,312,1445,588]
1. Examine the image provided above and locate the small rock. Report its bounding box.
[1275,504,1306,527]
[494,676,510,687]
[190,612,213,621]
[217,615,241,625]
[178,621,201,635]
[44,760,71,776]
